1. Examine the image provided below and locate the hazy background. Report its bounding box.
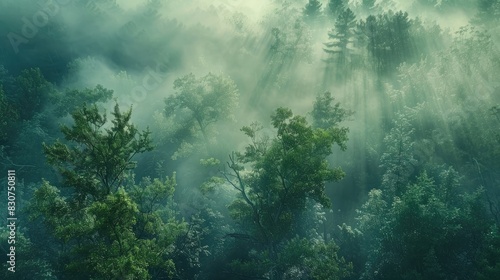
[1,0,498,212]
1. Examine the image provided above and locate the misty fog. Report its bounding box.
[1,0,499,279]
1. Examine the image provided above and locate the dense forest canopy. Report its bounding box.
[0,0,499,279]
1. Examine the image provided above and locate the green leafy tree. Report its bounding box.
[362,11,413,74]
[222,106,350,279]
[44,104,153,200]
[380,106,419,199]
[354,188,388,278]
[30,104,184,279]
[164,73,239,159]
[311,91,351,140]
[357,170,490,280]
[335,223,365,280]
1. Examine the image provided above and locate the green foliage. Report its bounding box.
[324,8,358,71]
[279,237,352,279]
[130,176,180,240]
[388,25,500,224]
[0,230,56,279]
[90,189,138,236]
[52,85,113,117]
[358,170,491,280]
[223,106,349,279]
[0,65,14,92]
[77,189,149,279]
[166,72,239,132]
[0,86,18,144]
[303,0,323,21]
[43,103,153,200]
[186,178,236,280]
[380,106,419,199]
[15,68,53,120]
[356,189,387,234]
[335,223,365,280]
[228,237,352,280]
[30,180,71,238]
[311,91,351,149]
[360,11,414,73]
[30,104,184,279]
[327,0,346,19]
[164,72,239,158]
[477,226,500,280]
[170,213,213,279]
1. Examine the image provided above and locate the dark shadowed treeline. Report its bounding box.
[0,0,499,279]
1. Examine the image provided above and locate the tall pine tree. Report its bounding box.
[324,8,358,75]
[326,0,346,19]
[303,0,323,23]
